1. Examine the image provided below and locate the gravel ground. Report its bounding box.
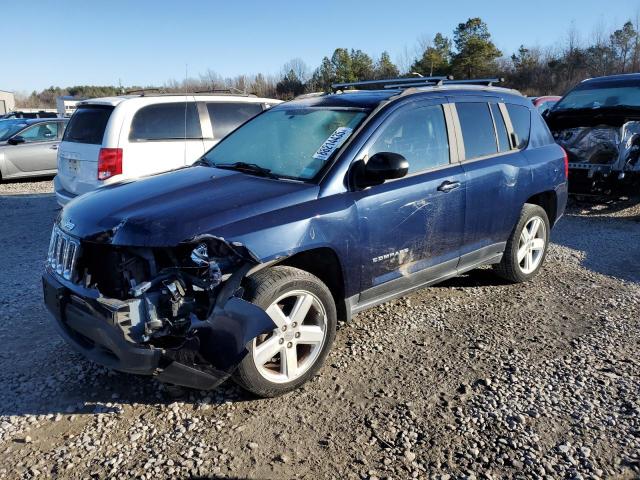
[0,179,638,480]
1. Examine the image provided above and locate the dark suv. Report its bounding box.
[43,77,568,397]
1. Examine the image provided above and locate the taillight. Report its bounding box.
[561,147,569,179]
[97,148,122,180]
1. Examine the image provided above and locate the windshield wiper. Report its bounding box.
[214,162,280,179]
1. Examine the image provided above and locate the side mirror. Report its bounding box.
[8,136,25,145]
[353,152,409,189]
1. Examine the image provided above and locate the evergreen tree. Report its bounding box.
[374,51,399,79]
[451,18,501,78]
[411,33,452,76]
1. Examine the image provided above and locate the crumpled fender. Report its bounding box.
[158,296,275,390]
[154,239,276,390]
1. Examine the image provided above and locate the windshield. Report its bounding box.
[554,80,640,111]
[202,106,369,180]
[0,120,28,141]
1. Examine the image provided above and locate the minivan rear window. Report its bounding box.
[63,105,114,145]
[207,102,263,139]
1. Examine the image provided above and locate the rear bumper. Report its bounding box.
[43,270,274,390]
[53,176,77,206]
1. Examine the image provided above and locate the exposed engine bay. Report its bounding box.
[553,121,640,180]
[78,239,232,343]
[44,232,275,390]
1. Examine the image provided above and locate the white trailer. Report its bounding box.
[57,96,85,117]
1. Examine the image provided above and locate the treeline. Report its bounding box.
[15,16,640,107]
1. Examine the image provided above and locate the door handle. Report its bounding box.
[437,180,461,193]
[50,145,59,150]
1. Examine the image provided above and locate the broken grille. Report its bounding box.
[47,225,80,281]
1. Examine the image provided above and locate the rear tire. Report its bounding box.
[494,203,550,283]
[234,266,337,397]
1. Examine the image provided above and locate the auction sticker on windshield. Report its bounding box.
[313,127,353,161]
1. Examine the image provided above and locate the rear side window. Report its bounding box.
[506,104,531,149]
[130,103,201,141]
[490,103,510,152]
[368,104,449,174]
[207,102,263,139]
[456,103,497,160]
[529,112,556,148]
[63,105,114,145]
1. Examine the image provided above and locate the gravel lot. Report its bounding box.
[0,179,639,480]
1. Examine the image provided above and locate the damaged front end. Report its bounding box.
[554,121,640,184]
[43,227,275,390]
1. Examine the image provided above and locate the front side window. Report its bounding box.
[129,103,201,141]
[19,122,59,142]
[456,102,498,160]
[202,107,368,180]
[368,105,450,174]
[507,104,531,149]
[207,102,263,139]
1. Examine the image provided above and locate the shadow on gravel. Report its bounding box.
[435,267,510,288]
[568,194,640,220]
[0,339,255,417]
[552,213,640,283]
[0,174,55,184]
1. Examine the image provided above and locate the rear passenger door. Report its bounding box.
[450,97,531,267]
[353,99,466,306]
[125,100,205,176]
[200,102,265,152]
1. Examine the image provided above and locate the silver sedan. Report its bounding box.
[0,118,68,180]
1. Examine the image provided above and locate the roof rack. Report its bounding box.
[331,76,452,92]
[125,87,165,95]
[444,78,505,86]
[331,76,504,92]
[123,88,256,98]
[193,87,255,96]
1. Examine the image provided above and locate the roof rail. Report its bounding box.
[123,88,257,98]
[444,77,504,86]
[331,76,505,92]
[193,87,254,96]
[331,76,453,92]
[125,87,165,95]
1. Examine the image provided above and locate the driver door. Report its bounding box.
[352,100,466,307]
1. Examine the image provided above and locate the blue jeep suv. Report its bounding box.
[43,77,568,397]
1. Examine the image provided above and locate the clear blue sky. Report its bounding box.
[4,0,638,92]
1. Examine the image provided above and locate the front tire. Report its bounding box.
[234,266,337,397]
[494,203,550,283]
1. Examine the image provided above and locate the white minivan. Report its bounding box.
[54,93,281,205]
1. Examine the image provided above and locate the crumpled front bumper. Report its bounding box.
[43,270,275,390]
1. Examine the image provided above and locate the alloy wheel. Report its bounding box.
[517,216,546,274]
[252,290,328,384]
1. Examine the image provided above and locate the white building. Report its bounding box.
[57,96,86,117]
[0,90,16,114]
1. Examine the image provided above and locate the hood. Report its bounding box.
[60,166,318,246]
